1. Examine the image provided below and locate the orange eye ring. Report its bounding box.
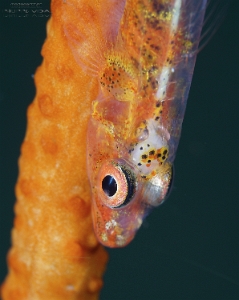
[97,161,136,208]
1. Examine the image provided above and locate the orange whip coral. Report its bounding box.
[1,0,108,299]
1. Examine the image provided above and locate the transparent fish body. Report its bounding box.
[64,0,207,247]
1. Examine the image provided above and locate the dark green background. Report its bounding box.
[1,1,238,299]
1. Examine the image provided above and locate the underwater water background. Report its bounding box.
[0,0,238,299]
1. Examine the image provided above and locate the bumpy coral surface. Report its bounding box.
[1,0,108,299]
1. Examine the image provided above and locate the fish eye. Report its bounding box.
[165,165,174,199]
[98,161,136,208]
[143,163,173,207]
[102,175,117,197]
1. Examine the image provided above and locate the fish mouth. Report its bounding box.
[92,200,140,248]
[97,226,135,248]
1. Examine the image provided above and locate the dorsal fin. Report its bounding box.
[198,0,230,52]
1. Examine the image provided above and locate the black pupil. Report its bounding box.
[102,175,117,197]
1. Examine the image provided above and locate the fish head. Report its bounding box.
[87,118,173,247]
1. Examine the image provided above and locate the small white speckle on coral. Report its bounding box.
[66,285,75,291]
